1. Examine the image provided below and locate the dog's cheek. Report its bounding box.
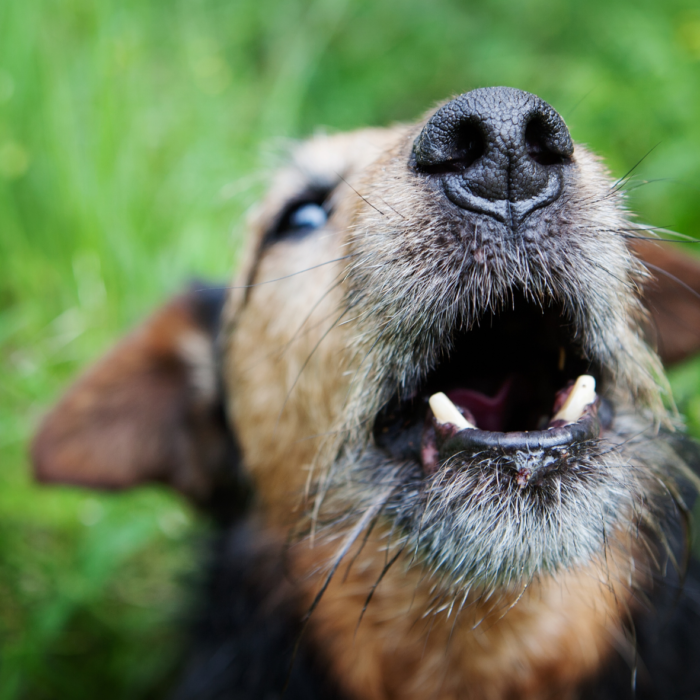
[223,237,350,522]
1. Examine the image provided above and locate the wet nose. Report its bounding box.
[413,87,573,225]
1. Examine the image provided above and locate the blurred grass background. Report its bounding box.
[2,0,700,696]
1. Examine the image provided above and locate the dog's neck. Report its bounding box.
[289,534,633,700]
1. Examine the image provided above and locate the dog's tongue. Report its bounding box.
[447,379,512,432]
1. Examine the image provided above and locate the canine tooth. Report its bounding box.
[552,375,596,424]
[429,392,476,430]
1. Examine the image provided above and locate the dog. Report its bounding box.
[31,88,700,699]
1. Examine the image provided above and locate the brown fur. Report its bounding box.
[288,535,632,700]
[634,238,700,365]
[220,128,649,697]
[31,93,700,698]
[32,291,229,502]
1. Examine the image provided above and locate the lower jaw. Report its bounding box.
[391,458,632,589]
[342,417,639,589]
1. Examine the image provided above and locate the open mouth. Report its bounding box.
[373,294,612,487]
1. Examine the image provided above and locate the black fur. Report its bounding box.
[170,524,346,700]
[173,282,700,699]
[581,561,700,699]
[172,283,344,698]
[189,281,251,522]
[171,435,700,699]
[582,435,700,699]
[189,281,228,338]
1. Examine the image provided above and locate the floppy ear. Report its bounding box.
[634,240,700,366]
[31,285,245,512]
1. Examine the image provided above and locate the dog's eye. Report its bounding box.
[289,203,327,230]
[271,199,329,242]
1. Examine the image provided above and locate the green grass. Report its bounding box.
[2,0,700,696]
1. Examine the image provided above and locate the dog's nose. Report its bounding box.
[413,87,573,225]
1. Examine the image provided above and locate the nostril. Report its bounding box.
[525,118,570,166]
[452,122,485,170]
[415,120,485,174]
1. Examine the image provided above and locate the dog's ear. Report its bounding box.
[31,285,245,511]
[634,240,700,366]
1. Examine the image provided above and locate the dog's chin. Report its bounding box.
[354,293,645,590]
[372,443,636,592]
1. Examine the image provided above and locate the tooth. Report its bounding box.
[552,375,596,424]
[429,392,476,430]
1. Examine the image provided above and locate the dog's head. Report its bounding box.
[32,87,700,596]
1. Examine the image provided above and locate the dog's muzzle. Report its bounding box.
[374,89,606,488]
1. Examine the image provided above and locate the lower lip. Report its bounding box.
[440,409,600,454]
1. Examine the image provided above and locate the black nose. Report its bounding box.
[413,87,573,225]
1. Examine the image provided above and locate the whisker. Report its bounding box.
[195,253,358,292]
[642,261,700,304]
[270,275,347,361]
[377,195,407,220]
[335,171,386,217]
[233,282,346,379]
[647,231,700,243]
[342,505,387,584]
[624,236,700,244]
[284,486,394,692]
[562,87,596,118]
[354,545,405,636]
[611,144,660,194]
[645,296,700,359]
[620,177,672,193]
[274,305,351,433]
